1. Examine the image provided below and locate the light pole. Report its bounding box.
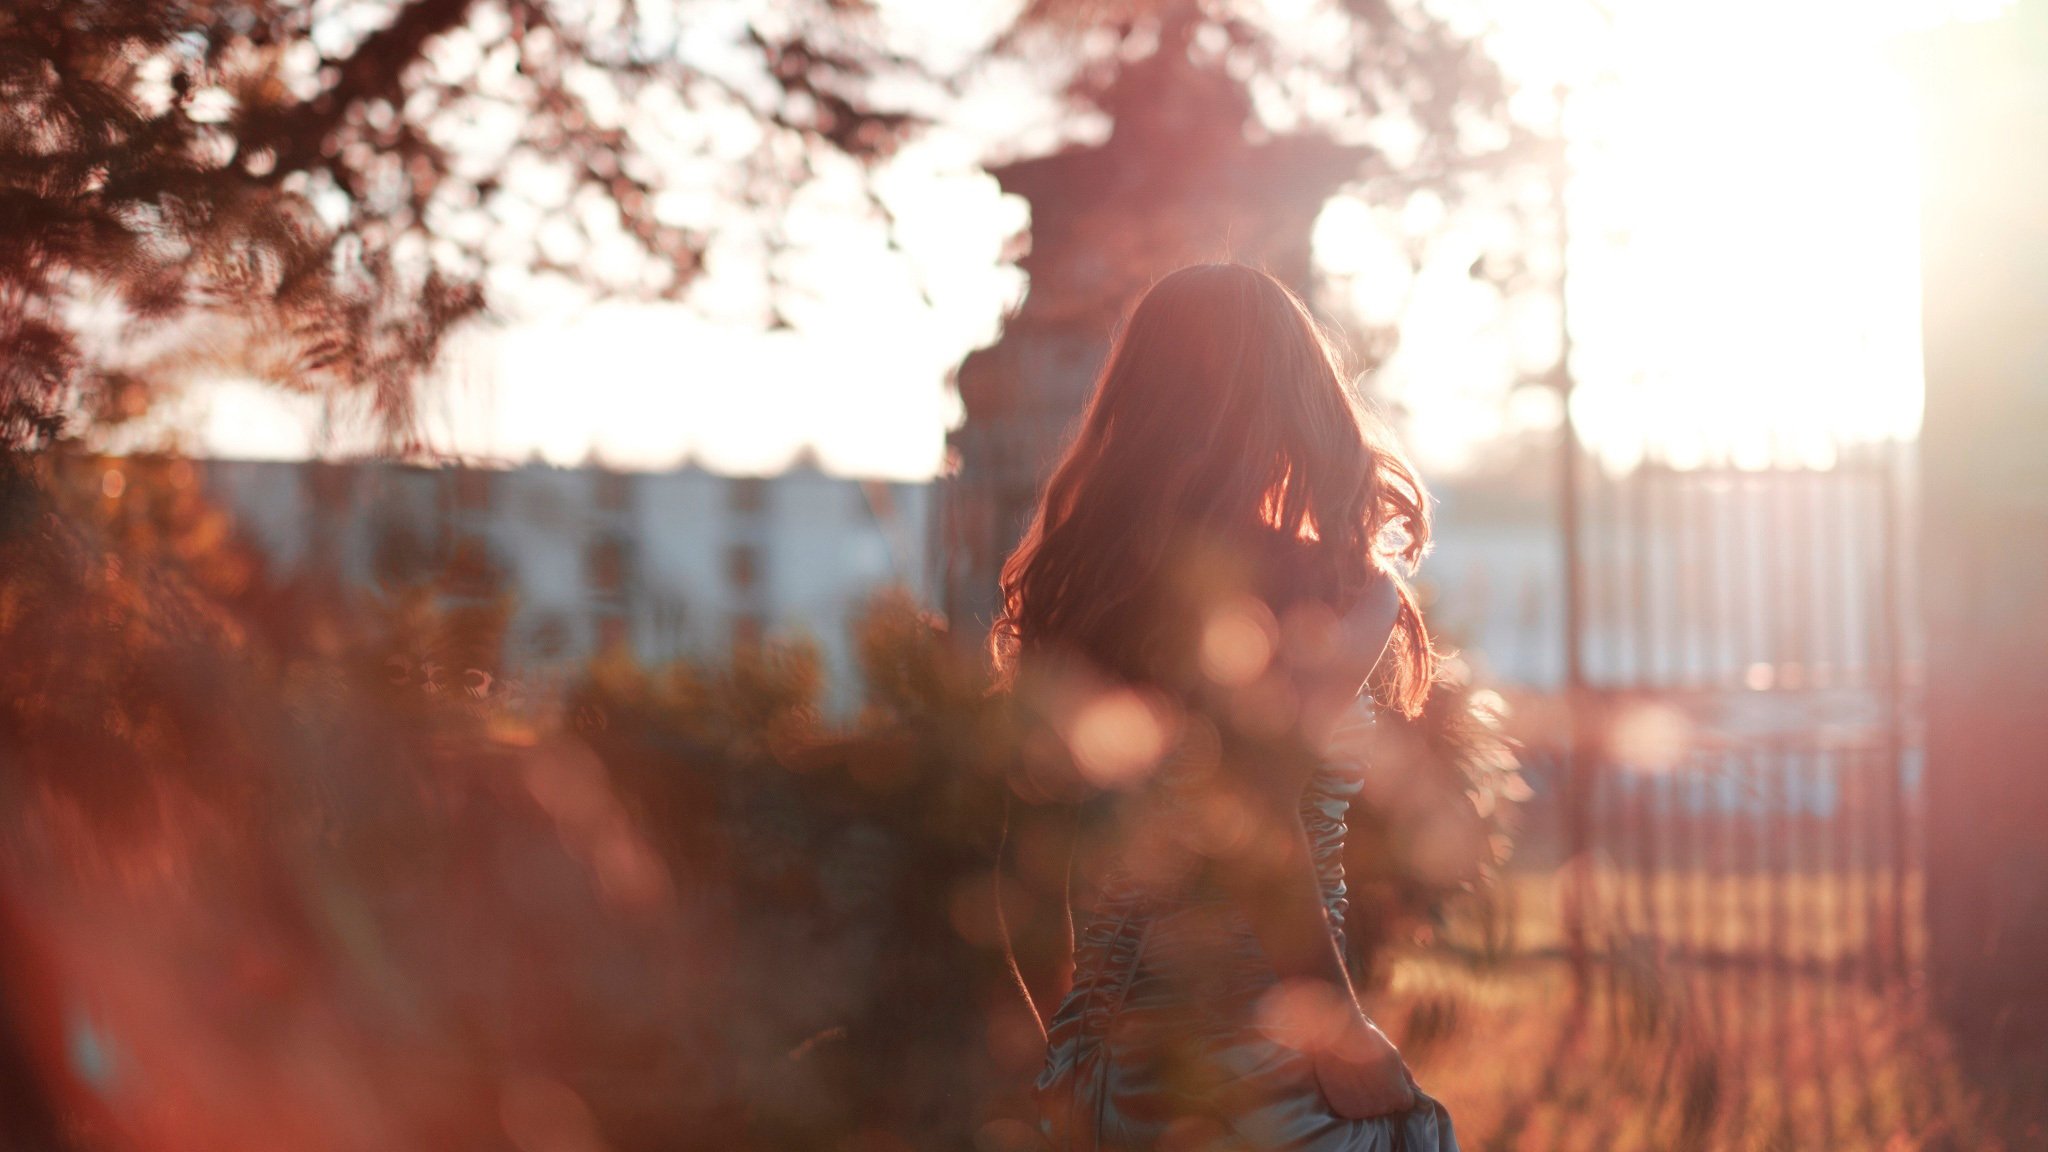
[1546,82,1594,999]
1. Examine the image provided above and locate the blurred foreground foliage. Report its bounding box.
[0,454,1520,1150]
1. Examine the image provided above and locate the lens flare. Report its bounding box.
[1065,689,1171,788]
[1200,596,1278,686]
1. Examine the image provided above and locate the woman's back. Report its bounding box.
[1036,737,1376,1151]
[990,265,1455,1151]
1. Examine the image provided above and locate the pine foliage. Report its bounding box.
[0,0,918,452]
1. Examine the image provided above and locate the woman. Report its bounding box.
[992,263,1457,1151]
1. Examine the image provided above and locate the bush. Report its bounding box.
[0,457,1519,1151]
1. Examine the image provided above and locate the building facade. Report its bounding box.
[200,457,933,711]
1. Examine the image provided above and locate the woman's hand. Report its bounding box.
[1309,1012,1417,1120]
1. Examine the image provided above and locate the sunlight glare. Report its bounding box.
[1066,689,1171,788]
[1324,0,1946,474]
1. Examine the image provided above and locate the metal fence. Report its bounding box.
[1517,444,1922,982]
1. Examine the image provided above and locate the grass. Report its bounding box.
[1374,939,2044,1151]
[1435,867,1927,971]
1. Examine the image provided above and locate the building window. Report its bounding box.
[729,612,765,650]
[595,469,631,513]
[443,534,502,600]
[371,520,434,587]
[529,612,570,660]
[651,594,689,661]
[309,461,356,512]
[587,534,629,598]
[453,468,493,512]
[726,543,760,591]
[728,476,768,515]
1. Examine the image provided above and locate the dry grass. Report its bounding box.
[1374,948,2045,1152]
[1436,868,1927,971]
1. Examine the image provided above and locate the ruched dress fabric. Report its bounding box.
[1033,701,1457,1152]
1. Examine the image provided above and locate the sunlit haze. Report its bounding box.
[185,0,1985,478]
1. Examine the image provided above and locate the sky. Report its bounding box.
[179,0,2005,480]
[1351,0,1950,474]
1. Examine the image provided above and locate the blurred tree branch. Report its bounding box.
[0,0,922,453]
[0,0,1538,457]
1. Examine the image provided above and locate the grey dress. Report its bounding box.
[1033,701,1457,1152]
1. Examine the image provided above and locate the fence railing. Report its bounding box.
[1455,445,1923,985]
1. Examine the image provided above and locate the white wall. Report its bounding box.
[198,458,934,715]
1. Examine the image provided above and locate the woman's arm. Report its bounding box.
[1208,776,1414,1118]
[1203,572,1416,1118]
[1290,572,1403,751]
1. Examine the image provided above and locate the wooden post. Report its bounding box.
[1908,1,2048,1052]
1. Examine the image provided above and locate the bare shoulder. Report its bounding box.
[1332,569,1401,661]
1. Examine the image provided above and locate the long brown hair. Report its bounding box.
[990,262,1437,716]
